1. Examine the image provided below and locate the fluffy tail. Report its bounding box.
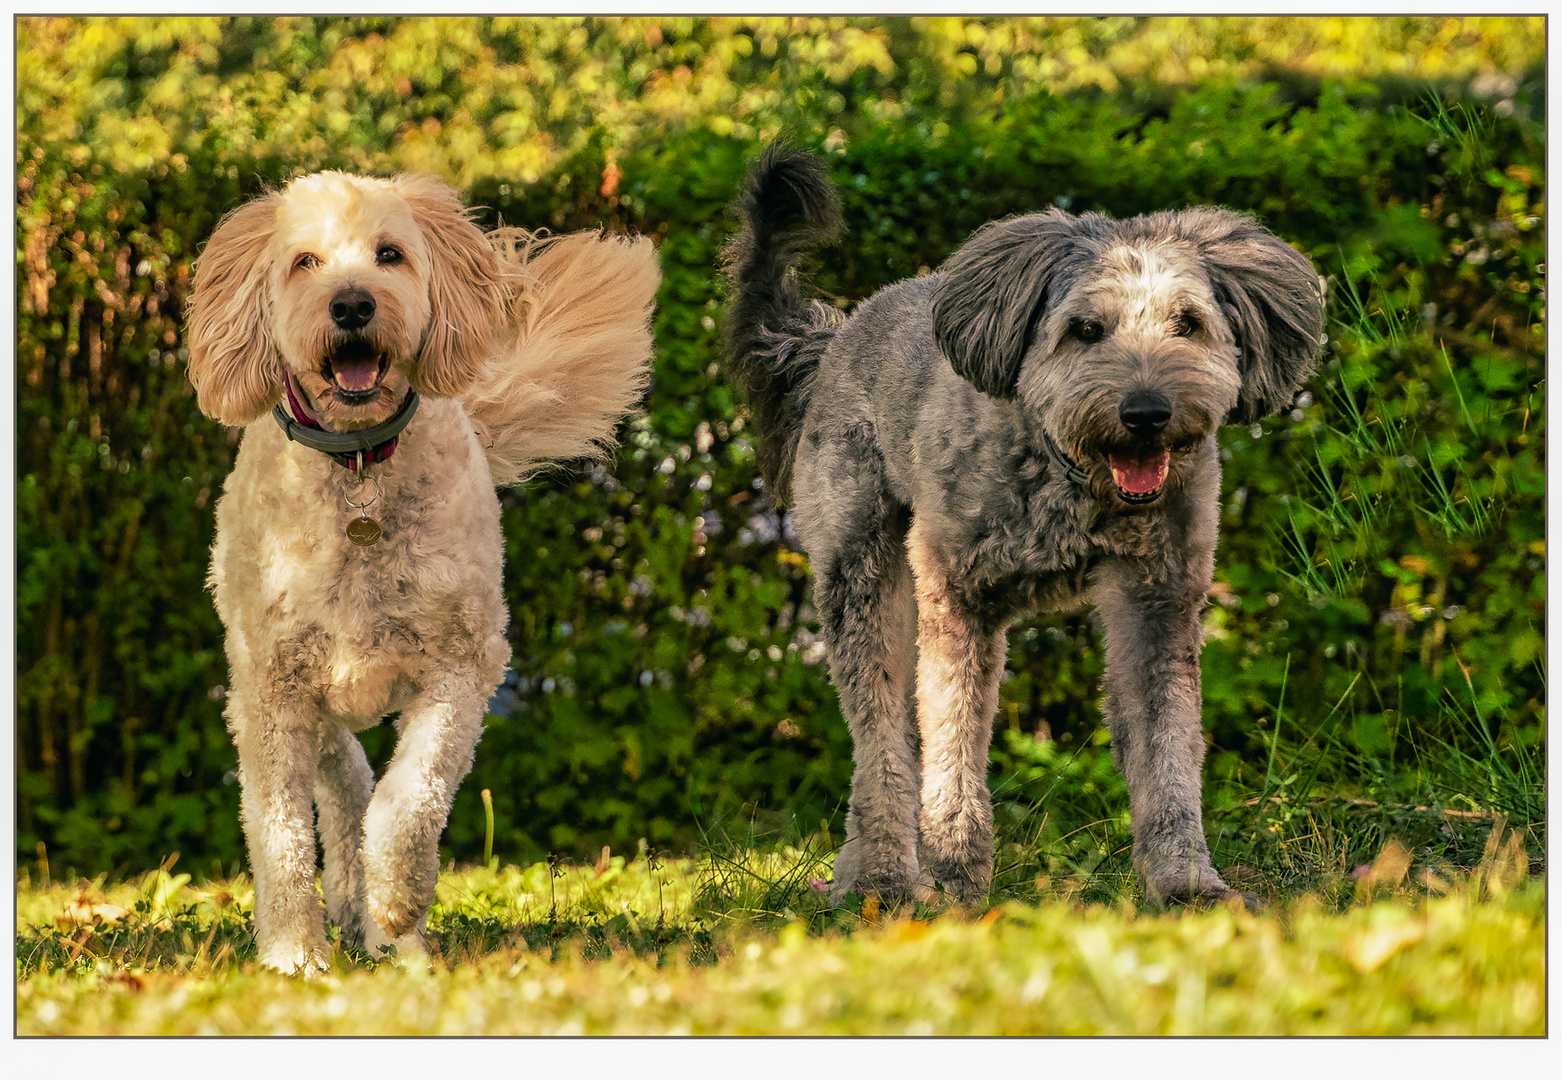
[463,229,660,486]
[721,144,845,507]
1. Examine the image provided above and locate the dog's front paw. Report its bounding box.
[827,838,919,905]
[362,833,439,940]
[368,895,424,940]
[916,810,995,906]
[917,848,992,906]
[363,917,432,968]
[927,869,991,905]
[258,942,331,977]
[908,869,971,911]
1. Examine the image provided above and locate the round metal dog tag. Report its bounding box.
[346,516,383,546]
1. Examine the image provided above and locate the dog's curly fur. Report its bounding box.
[186,172,659,973]
[724,146,1325,907]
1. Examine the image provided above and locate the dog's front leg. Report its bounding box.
[1095,561,1237,906]
[908,524,1008,903]
[360,670,488,958]
[231,694,330,975]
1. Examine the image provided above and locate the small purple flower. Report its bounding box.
[809,879,830,893]
[1352,864,1372,880]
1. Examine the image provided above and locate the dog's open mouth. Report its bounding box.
[1107,447,1171,504]
[324,340,387,402]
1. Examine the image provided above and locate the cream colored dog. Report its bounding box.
[186,172,659,974]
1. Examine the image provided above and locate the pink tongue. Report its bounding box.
[1110,449,1170,494]
[333,356,379,392]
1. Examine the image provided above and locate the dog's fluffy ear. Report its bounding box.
[930,209,1087,399]
[392,173,508,398]
[1181,208,1326,424]
[186,193,285,426]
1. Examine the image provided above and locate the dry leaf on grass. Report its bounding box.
[56,895,132,928]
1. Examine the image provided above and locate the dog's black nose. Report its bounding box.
[1119,391,1172,436]
[329,288,376,330]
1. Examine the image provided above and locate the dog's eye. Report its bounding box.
[1071,319,1105,344]
[293,253,320,272]
[1173,311,1201,337]
[376,246,403,266]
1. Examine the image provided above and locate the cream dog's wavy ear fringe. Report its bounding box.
[462,229,661,487]
[392,174,512,399]
[186,193,285,426]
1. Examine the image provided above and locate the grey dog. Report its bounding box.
[722,146,1325,906]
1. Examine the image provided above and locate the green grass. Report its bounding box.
[16,818,1543,1035]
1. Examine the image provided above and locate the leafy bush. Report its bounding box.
[16,17,1544,876]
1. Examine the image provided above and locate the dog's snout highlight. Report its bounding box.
[1118,390,1172,436]
[330,287,377,330]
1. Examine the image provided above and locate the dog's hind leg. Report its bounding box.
[1094,559,1239,907]
[315,723,374,949]
[230,689,331,975]
[360,665,495,956]
[800,434,921,905]
[906,520,1008,904]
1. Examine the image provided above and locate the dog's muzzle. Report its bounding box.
[323,288,388,402]
[1105,391,1175,503]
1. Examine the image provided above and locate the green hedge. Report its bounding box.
[16,17,1544,875]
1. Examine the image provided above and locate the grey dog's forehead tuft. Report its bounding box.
[1033,211,1218,316]
[1064,206,1264,255]
[1025,208,1217,280]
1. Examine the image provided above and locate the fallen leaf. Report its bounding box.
[57,897,131,928]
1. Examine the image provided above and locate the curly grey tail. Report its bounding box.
[721,144,845,506]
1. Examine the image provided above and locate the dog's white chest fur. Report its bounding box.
[210,401,509,730]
